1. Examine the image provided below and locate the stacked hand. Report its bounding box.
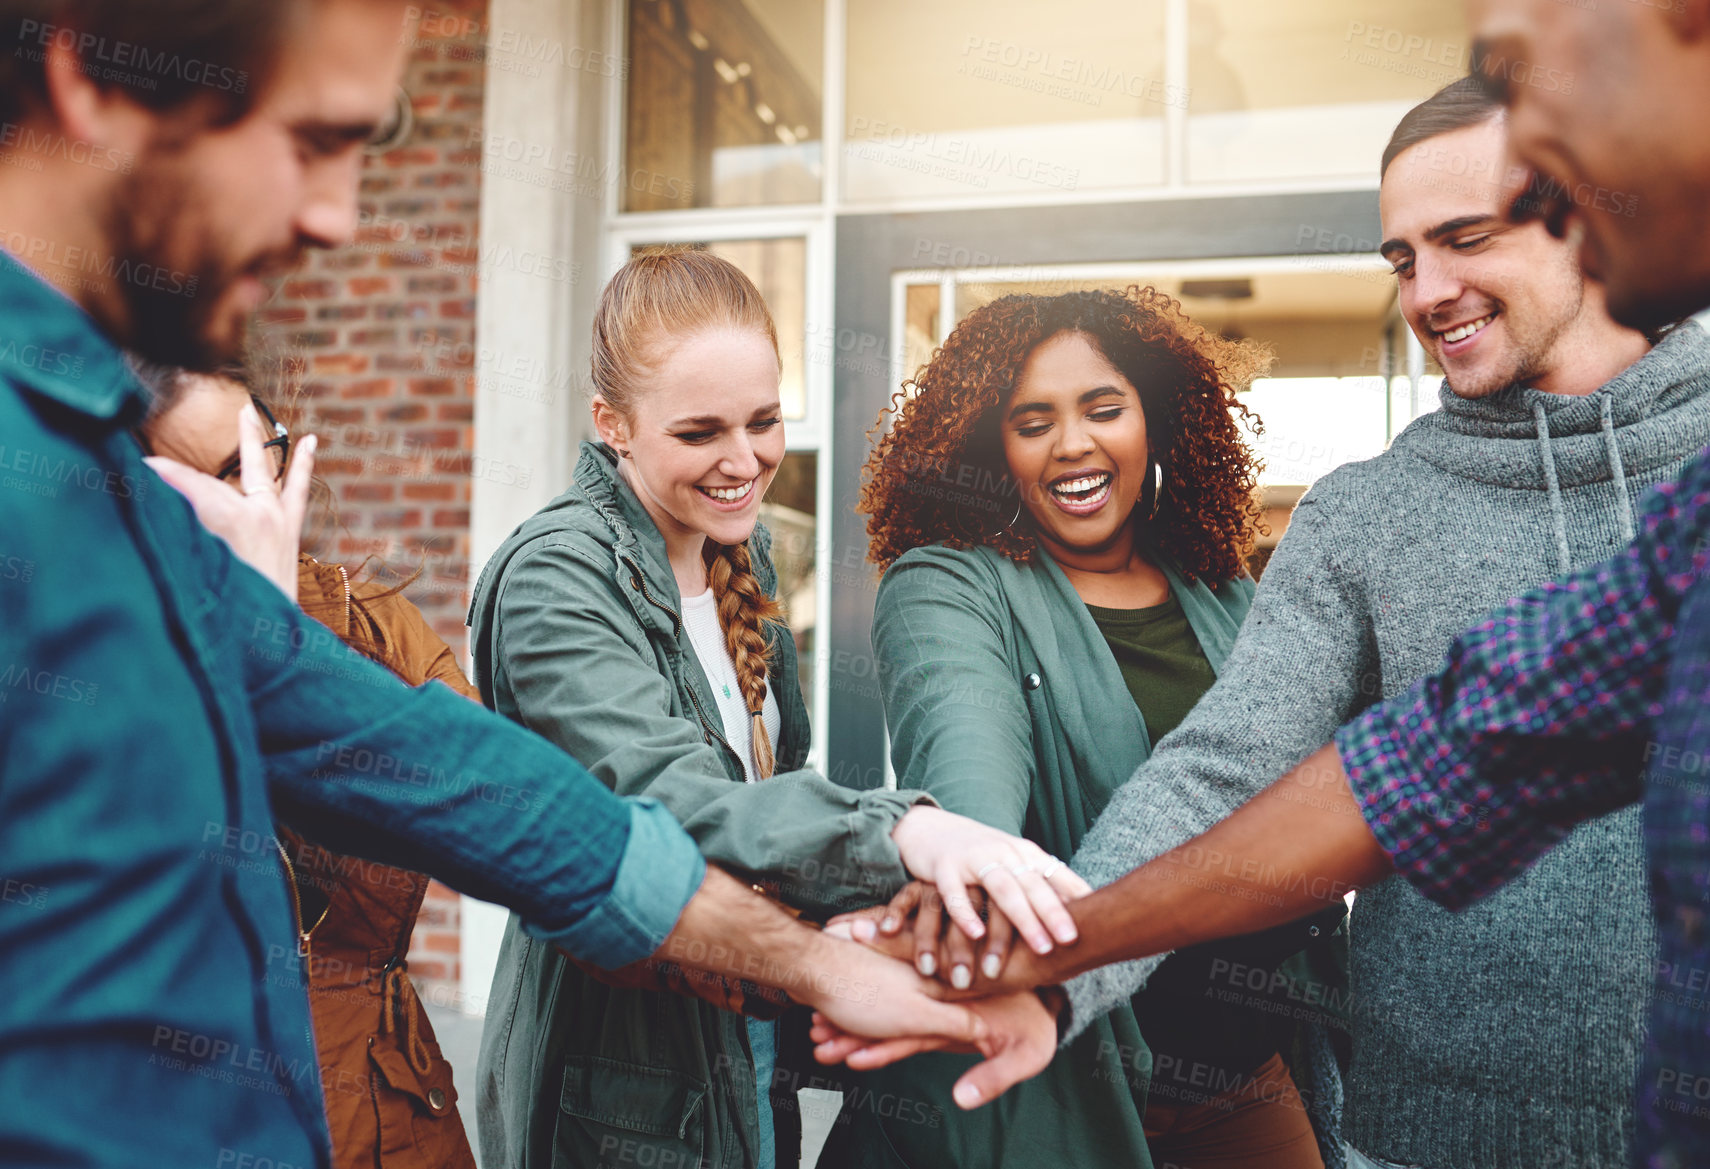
[888,806,1090,958]
[810,983,1065,1110]
[638,865,1051,1088]
[809,873,1090,1108]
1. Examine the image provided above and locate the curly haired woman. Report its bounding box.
[831,287,1349,1169]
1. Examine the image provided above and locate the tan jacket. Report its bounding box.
[281,556,477,1169]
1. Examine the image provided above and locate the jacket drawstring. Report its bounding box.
[1599,392,1637,542]
[381,963,435,1077]
[1532,401,1573,574]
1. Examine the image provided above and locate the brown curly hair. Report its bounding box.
[859,285,1271,584]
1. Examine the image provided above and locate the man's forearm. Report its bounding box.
[656,866,992,1050]
[1039,745,1394,985]
[650,865,849,1008]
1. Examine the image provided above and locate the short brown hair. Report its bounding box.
[0,0,300,123]
[1380,76,1503,179]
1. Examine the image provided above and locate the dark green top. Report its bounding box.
[1085,595,1217,745]
[836,541,1348,1169]
[825,544,1272,1169]
[1087,597,1285,1088]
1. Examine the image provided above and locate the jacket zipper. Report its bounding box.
[622,556,741,766]
[274,835,331,967]
[275,835,331,1060]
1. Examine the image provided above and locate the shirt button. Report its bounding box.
[1309,925,1321,937]
[1023,672,1042,691]
[428,1087,447,1111]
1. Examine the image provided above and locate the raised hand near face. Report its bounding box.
[144,401,317,602]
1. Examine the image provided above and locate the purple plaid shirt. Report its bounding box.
[1335,441,1710,1169]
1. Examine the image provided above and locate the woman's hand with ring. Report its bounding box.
[145,402,316,601]
[890,806,1093,957]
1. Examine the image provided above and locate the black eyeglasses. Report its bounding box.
[216,395,291,486]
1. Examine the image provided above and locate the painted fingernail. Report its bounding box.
[982,954,1002,979]
[1030,934,1053,954]
[853,920,876,942]
[954,1082,983,1109]
[950,964,971,990]
[918,952,936,977]
[880,916,898,932]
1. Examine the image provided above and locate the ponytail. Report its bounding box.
[705,540,785,779]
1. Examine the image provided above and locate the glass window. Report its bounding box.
[624,0,824,211]
[845,0,1169,202]
[760,452,817,713]
[630,237,809,420]
[1243,377,1388,487]
[1187,0,1469,183]
[902,283,941,387]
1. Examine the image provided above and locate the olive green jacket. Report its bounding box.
[470,442,927,1169]
[825,541,1347,1169]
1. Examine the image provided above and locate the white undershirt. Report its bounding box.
[682,588,786,1165]
[680,588,781,784]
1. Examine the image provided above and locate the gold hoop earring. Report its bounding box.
[1145,461,1166,521]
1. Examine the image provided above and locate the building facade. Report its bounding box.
[290,0,1467,1012]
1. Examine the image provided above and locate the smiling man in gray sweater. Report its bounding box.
[1063,79,1710,1169]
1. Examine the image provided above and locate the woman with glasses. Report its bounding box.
[136,363,481,1169]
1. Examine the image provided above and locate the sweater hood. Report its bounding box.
[1392,319,1710,493]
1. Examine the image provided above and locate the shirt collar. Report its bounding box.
[0,249,147,425]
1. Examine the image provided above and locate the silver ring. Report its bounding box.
[975,862,1000,880]
[243,484,274,496]
[1040,856,1065,880]
[1006,860,1033,877]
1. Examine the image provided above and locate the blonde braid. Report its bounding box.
[705,541,786,779]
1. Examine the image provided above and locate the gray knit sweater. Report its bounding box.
[1066,322,1710,1169]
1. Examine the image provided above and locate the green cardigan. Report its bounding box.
[469,443,928,1169]
[826,541,1342,1168]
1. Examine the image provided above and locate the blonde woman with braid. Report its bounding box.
[469,247,1088,1169]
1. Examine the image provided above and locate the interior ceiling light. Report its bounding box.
[776,125,797,145]
[793,125,809,141]
[1180,278,1254,300]
[754,102,776,125]
[687,28,709,50]
[713,56,740,83]
[735,61,752,77]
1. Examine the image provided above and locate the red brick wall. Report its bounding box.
[263,1,489,1007]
